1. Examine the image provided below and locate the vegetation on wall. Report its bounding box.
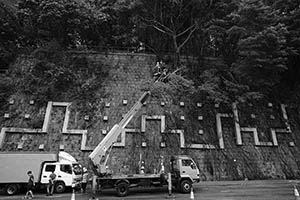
[1,41,109,112]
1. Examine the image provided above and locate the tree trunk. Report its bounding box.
[172,34,180,68]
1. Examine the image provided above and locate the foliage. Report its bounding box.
[272,0,300,96]
[17,0,108,48]
[10,41,109,105]
[0,0,300,104]
[0,1,21,70]
[196,0,288,102]
[0,74,14,108]
[144,65,195,102]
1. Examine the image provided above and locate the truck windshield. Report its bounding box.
[73,164,82,175]
[182,159,196,169]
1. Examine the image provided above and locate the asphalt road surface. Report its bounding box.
[1,180,299,200]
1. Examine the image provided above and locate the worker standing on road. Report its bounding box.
[81,167,89,193]
[46,170,56,196]
[24,171,35,199]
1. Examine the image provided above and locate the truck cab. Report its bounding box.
[171,155,200,193]
[40,161,82,193]
[40,152,82,193]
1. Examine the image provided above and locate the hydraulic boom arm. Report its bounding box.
[88,91,150,176]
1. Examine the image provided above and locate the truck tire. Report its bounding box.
[180,180,192,193]
[55,182,66,193]
[5,184,19,195]
[116,182,129,197]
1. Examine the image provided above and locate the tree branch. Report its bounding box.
[150,24,173,36]
[171,16,176,32]
[176,23,196,37]
[152,20,174,34]
[178,25,197,50]
[139,16,173,34]
[140,16,174,35]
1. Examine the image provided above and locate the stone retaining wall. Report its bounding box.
[1,52,300,180]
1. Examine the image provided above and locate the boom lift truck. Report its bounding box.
[89,89,200,197]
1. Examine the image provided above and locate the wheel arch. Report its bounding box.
[5,183,21,195]
[54,180,66,193]
[115,179,130,186]
[178,175,193,183]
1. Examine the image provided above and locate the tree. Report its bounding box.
[273,0,300,86]
[136,0,205,67]
[94,0,141,48]
[0,0,22,70]
[197,0,288,102]
[17,0,108,48]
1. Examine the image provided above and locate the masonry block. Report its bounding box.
[199,129,204,135]
[9,99,14,105]
[4,113,10,119]
[142,142,147,147]
[59,144,64,151]
[105,102,110,108]
[84,115,89,121]
[29,100,35,105]
[17,142,23,150]
[123,100,128,105]
[39,144,44,150]
[198,116,203,121]
[160,102,165,106]
[289,142,295,147]
[24,114,30,119]
[103,116,108,121]
[102,130,107,135]
[197,103,202,107]
[251,114,256,119]
[180,116,185,120]
[160,142,166,148]
[268,103,273,107]
[180,102,185,107]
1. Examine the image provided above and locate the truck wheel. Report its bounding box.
[180,180,192,193]
[5,184,19,195]
[116,182,129,197]
[55,182,66,193]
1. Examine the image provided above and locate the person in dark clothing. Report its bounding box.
[47,170,56,196]
[24,171,35,199]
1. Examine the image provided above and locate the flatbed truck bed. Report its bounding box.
[96,173,168,196]
[99,173,162,180]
